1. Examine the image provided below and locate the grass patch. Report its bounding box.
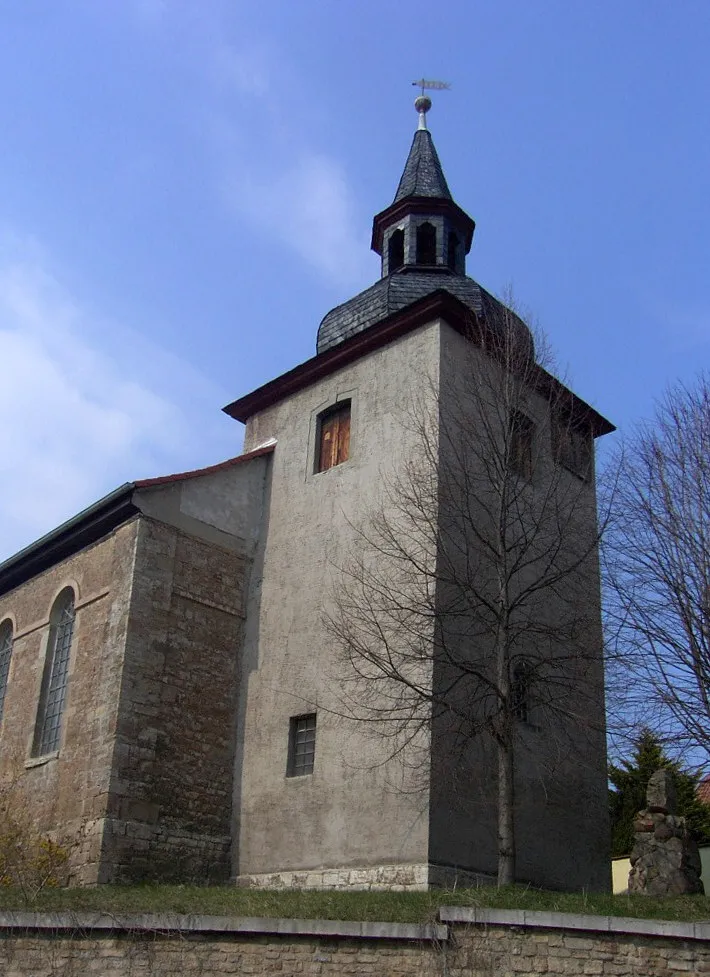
[0,885,706,924]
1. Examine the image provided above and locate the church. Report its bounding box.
[0,96,614,891]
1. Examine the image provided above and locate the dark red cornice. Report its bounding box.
[224,291,464,423]
[134,444,275,489]
[371,197,475,254]
[222,291,614,438]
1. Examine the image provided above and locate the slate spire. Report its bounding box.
[317,93,535,362]
[393,129,452,202]
[370,94,475,279]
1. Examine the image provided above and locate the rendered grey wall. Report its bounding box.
[236,323,445,880]
[428,323,610,891]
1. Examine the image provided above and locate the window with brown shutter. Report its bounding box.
[316,401,351,473]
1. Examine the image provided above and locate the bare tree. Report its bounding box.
[604,376,710,764]
[326,301,612,886]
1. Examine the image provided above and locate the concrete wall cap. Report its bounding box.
[438,906,710,942]
[0,911,447,942]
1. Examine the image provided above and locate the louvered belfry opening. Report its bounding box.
[447,231,459,271]
[416,222,437,265]
[388,229,404,273]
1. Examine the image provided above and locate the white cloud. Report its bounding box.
[222,147,372,287]
[207,40,372,289]
[117,4,373,289]
[0,236,234,561]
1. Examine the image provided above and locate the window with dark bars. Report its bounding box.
[33,590,75,756]
[0,620,13,724]
[287,713,317,777]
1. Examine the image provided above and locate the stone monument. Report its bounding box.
[628,769,704,895]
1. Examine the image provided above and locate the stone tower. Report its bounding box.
[224,97,614,891]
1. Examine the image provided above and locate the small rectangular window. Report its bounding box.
[511,664,530,723]
[510,411,534,480]
[316,401,351,473]
[287,713,317,777]
[552,415,592,481]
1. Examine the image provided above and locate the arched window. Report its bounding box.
[0,620,13,724]
[33,589,75,756]
[416,222,437,265]
[388,229,404,273]
[447,231,459,271]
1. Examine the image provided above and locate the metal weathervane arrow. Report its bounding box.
[411,79,451,129]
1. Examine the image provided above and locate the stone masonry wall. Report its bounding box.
[103,516,249,883]
[0,910,708,976]
[0,521,139,884]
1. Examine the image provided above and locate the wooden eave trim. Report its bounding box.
[223,290,467,423]
[223,290,614,437]
[533,366,614,436]
[371,197,475,254]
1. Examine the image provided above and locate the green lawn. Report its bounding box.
[0,885,707,924]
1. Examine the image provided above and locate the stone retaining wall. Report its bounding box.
[0,907,707,975]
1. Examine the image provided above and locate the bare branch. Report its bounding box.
[325,297,611,886]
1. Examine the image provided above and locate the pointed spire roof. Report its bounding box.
[393,129,452,202]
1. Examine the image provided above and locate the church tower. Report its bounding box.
[225,95,613,892]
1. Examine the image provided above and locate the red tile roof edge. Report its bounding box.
[134,443,275,489]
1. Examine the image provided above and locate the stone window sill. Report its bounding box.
[25,750,59,769]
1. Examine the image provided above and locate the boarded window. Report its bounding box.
[510,411,534,480]
[33,589,75,756]
[388,229,404,272]
[552,415,592,480]
[0,620,12,724]
[316,401,351,473]
[287,713,317,777]
[416,222,437,265]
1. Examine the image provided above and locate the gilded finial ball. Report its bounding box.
[414,95,432,114]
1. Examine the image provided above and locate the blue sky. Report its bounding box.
[0,0,708,560]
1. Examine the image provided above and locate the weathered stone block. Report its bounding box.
[647,768,677,814]
[628,772,704,896]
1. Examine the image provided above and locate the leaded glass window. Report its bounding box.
[33,589,75,756]
[0,620,13,724]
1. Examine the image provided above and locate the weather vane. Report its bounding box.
[411,79,451,129]
[412,79,452,96]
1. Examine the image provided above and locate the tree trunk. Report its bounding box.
[497,738,516,886]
